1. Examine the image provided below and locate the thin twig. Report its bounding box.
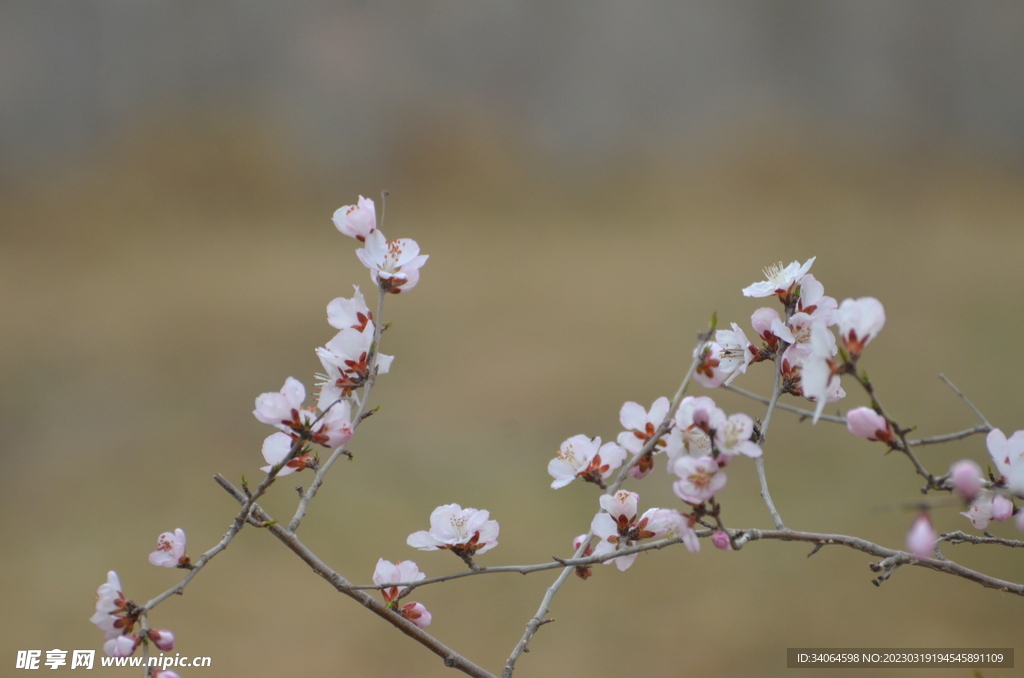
[754,359,787,530]
[907,426,990,447]
[724,384,848,424]
[938,531,1024,548]
[939,374,993,429]
[215,475,497,678]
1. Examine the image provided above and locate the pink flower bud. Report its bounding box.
[401,602,432,629]
[846,407,892,443]
[949,460,983,500]
[991,495,1014,522]
[906,513,936,559]
[148,629,175,652]
[103,635,139,657]
[711,531,732,550]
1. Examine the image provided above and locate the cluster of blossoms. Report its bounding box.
[89,572,174,660]
[372,559,431,629]
[252,195,428,477]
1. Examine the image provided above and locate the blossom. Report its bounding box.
[906,513,936,559]
[617,397,672,479]
[693,342,727,388]
[407,504,499,557]
[571,534,595,579]
[332,196,377,242]
[373,558,426,603]
[799,321,843,424]
[714,413,763,458]
[327,286,373,332]
[742,257,816,299]
[148,529,189,568]
[750,307,784,349]
[316,325,394,408]
[835,297,885,356]
[715,323,756,385]
[260,432,312,476]
[794,274,837,324]
[948,460,983,500]
[671,456,726,505]
[845,407,893,443]
[356,230,429,294]
[103,635,139,658]
[148,629,175,652]
[986,428,1024,480]
[548,435,626,489]
[712,531,732,550]
[992,495,1014,522]
[590,492,676,571]
[90,571,131,641]
[961,493,994,529]
[253,377,307,430]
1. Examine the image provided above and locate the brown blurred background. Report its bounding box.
[3,2,1023,677]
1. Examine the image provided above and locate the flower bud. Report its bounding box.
[149,629,175,652]
[846,407,892,443]
[401,602,432,629]
[711,531,732,550]
[906,513,936,559]
[949,460,983,500]
[991,495,1014,522]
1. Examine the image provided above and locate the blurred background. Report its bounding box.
[3,2,1023,676]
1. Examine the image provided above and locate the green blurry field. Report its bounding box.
[2,120,1022,677]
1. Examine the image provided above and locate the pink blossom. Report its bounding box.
[751,307,784,348]
[400,602,432,628]
[795,274,837,324]
[103,635,139,658]
[799,321,843,424]
[714,413,763,458]
[617,397,672,479]
[253,377,306,429]
[591,496,697,571]
[327,286,373,332]
[675,396,725,435]
[548,435,626,489]
[571,534,595,579]
[835,297,885,356]
[373,558,426,603]
[148,529,189,568]
[407,504,499,557]
[332,196,377,242]
[845,407,893,443]
[711,531,732,550]
[715,323,756,385]
[260,432,310,476]
[148,629,175,652]
[356,231,429,294]
[986,428,1024,480]
[90,571,131,641]
[949,460,983,500]
[316,325,394,407]
[742,257,815,299]
[671,456,727,505]
[961,493,995,529]
[693,342,727,388]
[906,513,937,559]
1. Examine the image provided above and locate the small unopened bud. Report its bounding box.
[148,629,175,652]
[400,602,432,629]
[846,407,892,443]
[711,531,732,551]
[991,495,1014,522]
[906,513,937,560]
[949,460,983,500]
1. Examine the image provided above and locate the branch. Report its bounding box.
[754,358,786,530]
[215,474,498,678]
[939,374,993,429]
[939,531,1024,548]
